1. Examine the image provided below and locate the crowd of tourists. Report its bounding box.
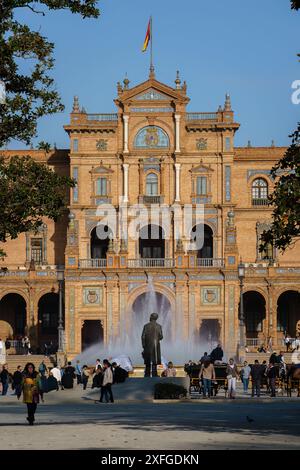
[0,357,129,424]
[184,344,299,399]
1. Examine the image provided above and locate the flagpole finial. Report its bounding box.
[149,64,155,79]
[175,70,181,89]
[123,73,130,90]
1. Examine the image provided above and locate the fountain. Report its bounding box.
[74,276,220,367]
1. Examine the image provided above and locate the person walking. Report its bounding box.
[250,360,263,397]
[240,361,251,393]
[75,360,82,385]
[51,364,63,390]
[0,363,10,396]
[97,359,114,403]
[62,362,75,389]
[21,363,41,425]
[199,359,215,398]
[92,367,103,389]
[267,363,277,397]
[12,365,23,399]
[38,360,47,377]
[226,358,239,399]
[81,365,90,390]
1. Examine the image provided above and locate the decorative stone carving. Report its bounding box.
[96,139,108,151]
[201,287,221,305]
[83,287,103,305]
[196,138,207,150]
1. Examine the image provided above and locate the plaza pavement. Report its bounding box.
[0,383,299,450]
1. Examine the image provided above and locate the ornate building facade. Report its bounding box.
[1,70,300,359]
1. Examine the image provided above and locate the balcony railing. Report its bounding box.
[252,198,269,206]
[140,195,164,205]
[246,338,260,347]
[86,113,118,121]
[196,258,224,267]
[186,112,218,121]
[79,259,107,268]
[128,258,175,268]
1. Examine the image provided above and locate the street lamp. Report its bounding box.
[57,268,65,353]
[238,259,246,362]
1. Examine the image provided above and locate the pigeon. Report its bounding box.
[246,416,254,423]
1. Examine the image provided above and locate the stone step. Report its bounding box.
[2,355,54,372]
[245,352,295,362]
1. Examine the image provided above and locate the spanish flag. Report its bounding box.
[142,19,151,52]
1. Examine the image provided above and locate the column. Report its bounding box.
[123,115,129,153]
[174,163,181,202]
[175,114,181,153]
[123,163,129,203]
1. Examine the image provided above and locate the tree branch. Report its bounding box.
[23,4,45,15]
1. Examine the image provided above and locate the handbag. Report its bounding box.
[227,374,232,380]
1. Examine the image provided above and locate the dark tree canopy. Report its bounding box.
[0,155,75,256]
[291,1,300,10]
[260,124,300,252]
[0,1,100,147]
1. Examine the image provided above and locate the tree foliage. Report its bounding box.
[260,125,300,252]
[0,155,75,256]
[291,1,300,10]
[0,1,100,147]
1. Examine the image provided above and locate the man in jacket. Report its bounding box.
[98,360,114,403]
[12,365,23,399]
[250,360,263,397]
[0,363,10,396]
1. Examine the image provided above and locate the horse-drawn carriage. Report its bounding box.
[186,364,228,397]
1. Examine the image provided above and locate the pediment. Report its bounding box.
[135,88,170,101]
[116,77,190,105]
[91,164,113,174]
[191,163,214,173]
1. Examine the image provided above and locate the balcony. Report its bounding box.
[186,112,218,121]
[86,113,118,121]
[196,258,225,268]
[139,195,164,205]
[128,258,175,268]
[252,198,269,206]
[79,259,107,268]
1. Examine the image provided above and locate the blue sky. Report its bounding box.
[9,0,300,149]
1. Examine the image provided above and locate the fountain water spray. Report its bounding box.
[74,276,220,366]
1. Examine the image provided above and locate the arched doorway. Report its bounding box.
[277,290,300,337]
[0,293,27,339]
[91,225,112,259]
[199,319,221,350]
[81,320,104,351]
[132,290,172,341]
[243,291,266,338]
[38,293,59,350]
[191,224,213,259]
[139,224,165,259]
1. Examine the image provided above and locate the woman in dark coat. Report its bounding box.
[21,363,41,425]
[62,362,75,389]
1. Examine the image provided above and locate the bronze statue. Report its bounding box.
[141,312,163,377]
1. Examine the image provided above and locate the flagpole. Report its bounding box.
[150,16,153,70]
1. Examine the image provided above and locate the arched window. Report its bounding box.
[146,173,158,196]
[252,178,268,205]
[134,126,169,149]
